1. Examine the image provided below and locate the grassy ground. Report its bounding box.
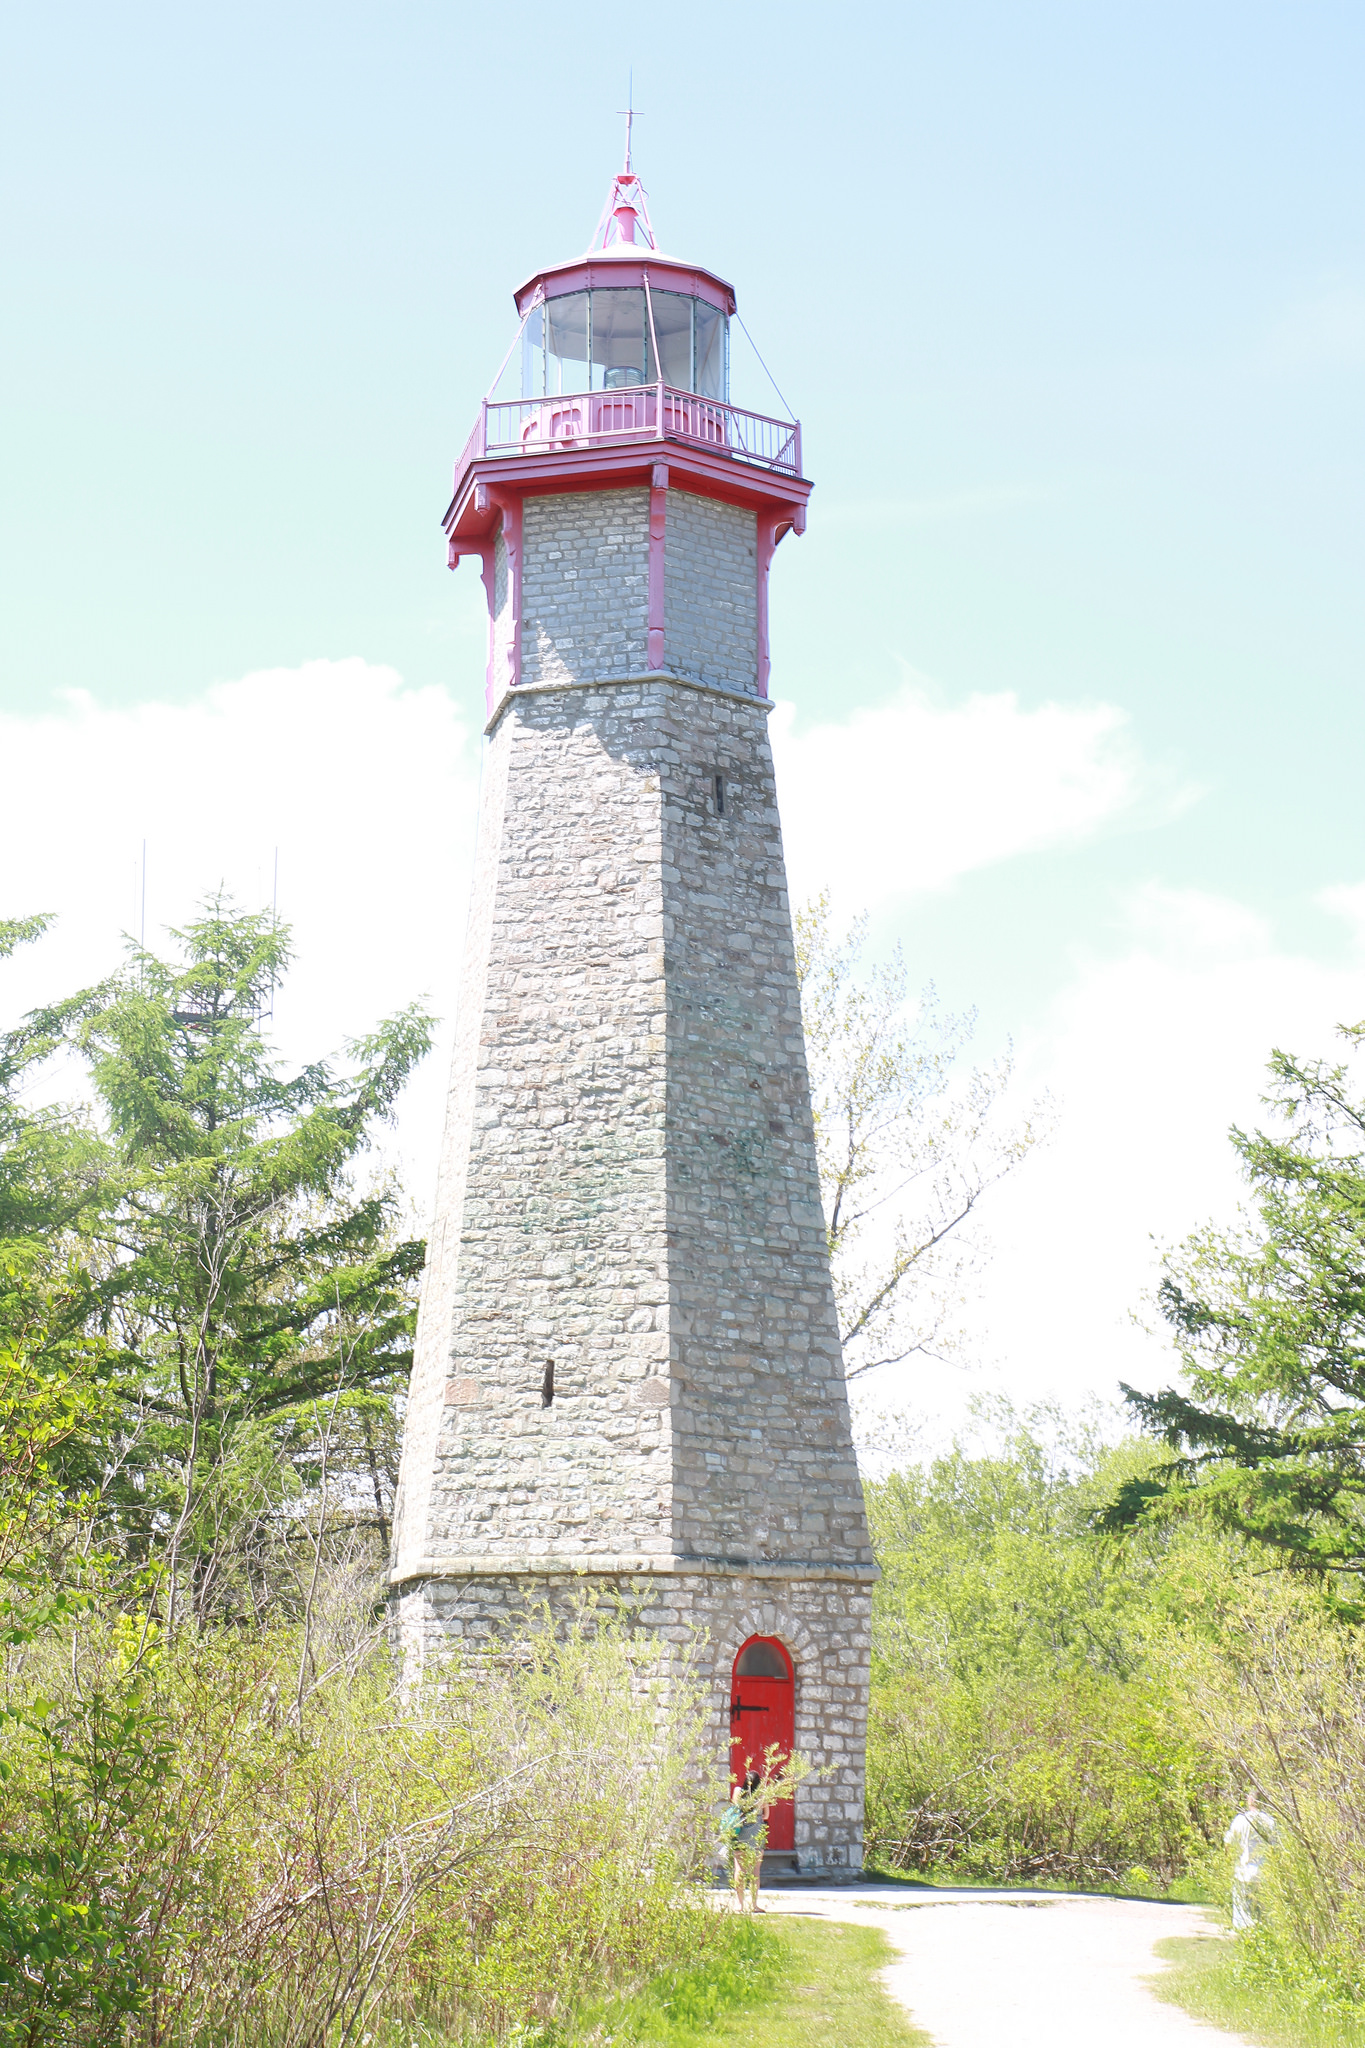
[1151,1934,1365,2048]
[577,1914,930,2047]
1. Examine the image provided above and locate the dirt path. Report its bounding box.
[761,1885,1255,2046]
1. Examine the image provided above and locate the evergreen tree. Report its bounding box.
[0,916,116,1634]
[68,899,433,1623]
[0,913,108,1265]
[1102,1028,1365,1602]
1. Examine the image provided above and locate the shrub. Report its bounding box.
[0,1593,724,2045]
[1165,1565,1365,1976]
[864,1414,1222,1889]
[866,1663,1210,1888]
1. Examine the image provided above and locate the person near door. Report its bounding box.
[721,1770,768,1912]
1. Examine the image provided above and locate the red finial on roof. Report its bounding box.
[587,83,657,253]
[588,169,657,253]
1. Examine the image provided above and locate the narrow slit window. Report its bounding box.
[714,773,726,816]
[541,1359,555,1408]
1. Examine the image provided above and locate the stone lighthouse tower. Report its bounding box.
[391,159,875,1871]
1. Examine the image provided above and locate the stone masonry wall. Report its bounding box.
[663,491,758,695]
[655,692,866,1566]
[520,488,649,685]
[393,678,870,1580]
[390,719,514,1575]
[394,1568,871,1871]
[393,680,673,1576]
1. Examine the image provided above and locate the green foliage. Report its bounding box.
[1154,1932,1365,2048]
[43,897,434,1623]
[865,1408,1221,1888]
[0,1163,124,1657]
[0,1681,174,2044]
[1103,1028,1365,1600]
[575,1917,930,2048]
[1156,1561,1365,1983]
[0,1276,105,1592]
[78,896,430,1416]
[0,914,108,1259]
[867,1404,1365,1998]
[0,915,112,1551]
[0,902,777,2046]
[1,900,433,1622]
[0,1605,722,2045]
[1082,1022,1365,1999]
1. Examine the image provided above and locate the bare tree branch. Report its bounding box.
[796,891,1047,1384]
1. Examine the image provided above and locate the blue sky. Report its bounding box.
[3,2,1364,1437]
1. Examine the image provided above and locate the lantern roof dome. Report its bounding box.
[512,165,736,320]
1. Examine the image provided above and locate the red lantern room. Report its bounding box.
[443,160,812,720]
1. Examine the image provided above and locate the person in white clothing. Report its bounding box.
[1224,1787,1277,1929]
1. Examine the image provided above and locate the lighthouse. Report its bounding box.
[391,158,874,1872]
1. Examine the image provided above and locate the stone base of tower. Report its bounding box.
[392,1570,872,1874]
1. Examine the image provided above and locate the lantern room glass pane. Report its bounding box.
[695,301,726,399]
[544,292,589,394]
[651,289,693,389]
[521,286,729,401]
[590,288,647,388]
[521,304,546,397]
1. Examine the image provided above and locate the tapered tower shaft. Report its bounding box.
[392,181,873,1869]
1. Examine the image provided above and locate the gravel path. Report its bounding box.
[761,1885,1256,2046]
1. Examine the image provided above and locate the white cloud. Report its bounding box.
[6,669,1167,1101]
[1122,879,1273,959]
[10,661,1358,1462]
[883,883,1365,1449]
[1,664,1202,1259]
[1319,881,1365,953]
[2,659,480,1211]
[770,680,1191,912]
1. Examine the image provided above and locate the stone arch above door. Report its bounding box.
[709,1594,818,1687]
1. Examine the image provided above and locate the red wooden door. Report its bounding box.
[729,1636,795,1852]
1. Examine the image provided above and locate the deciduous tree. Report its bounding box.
[794,892,1040,1381]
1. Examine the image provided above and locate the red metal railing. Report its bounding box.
[453,385,801,496]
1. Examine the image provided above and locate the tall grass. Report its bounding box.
[0,1582,726,2045]
[1153,1933,1365,2048]
[1166,1566,1365,1991]
[578,1918,933,2048]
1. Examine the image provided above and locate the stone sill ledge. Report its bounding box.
[390,1552,879,1589]
[485,668,776,736]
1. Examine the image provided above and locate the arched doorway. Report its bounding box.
[729,1636,795,1852]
